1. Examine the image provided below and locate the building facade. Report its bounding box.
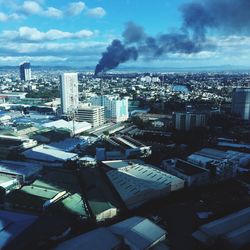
[60,73,79,115]
[91,95,129,123]
[231,88,250,120]
[19,62,31,81]
[75,105,104,127]
[173,112,206,130]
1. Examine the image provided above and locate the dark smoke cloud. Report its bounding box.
[95,39,138,75]
[95,0,250,74]
[181,0,250,39]
[139,33,204,57]
[122,21,146,44]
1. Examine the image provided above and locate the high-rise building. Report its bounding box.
[231,88,250,120]
[75,105,105,127]
[19,62,31,81]
[60,73,79,114]
[91,95,129,123]
[173,112,206,131]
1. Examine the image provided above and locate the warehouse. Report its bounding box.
[102,160,184,209]
[0,160,42,184]
[23,145,78,167]
[193,207,250,249]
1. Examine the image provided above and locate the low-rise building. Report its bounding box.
[42,119,91,135]
[193,207,250,250]
[0,160,42,184]
[162,159,210,186]
[104,135,151,160]
[55,216,167,250]
[75,105,104,127]
[55,227,122,250]
[109,216,167,250]
[187,148,239,180]
[0,210,38,249]
[22,145,78,167]
[102,160,184,209]
[0,135,37,159]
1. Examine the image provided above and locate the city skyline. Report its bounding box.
[0,0,250,70]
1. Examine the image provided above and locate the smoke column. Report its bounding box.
[95,0,250,74]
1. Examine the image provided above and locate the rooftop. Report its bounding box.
[55,227,121,250]
[109,216,166,249]
[0,210,37,249]
[175,159,208,176]
[0,160,42,178]
[104,160,184,208]
[23,145,78,162]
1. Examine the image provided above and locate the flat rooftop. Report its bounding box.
[175,159,208,176]
[0,160,42,177]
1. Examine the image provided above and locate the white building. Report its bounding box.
[22,145,78,167]
[231,88,250,120]
[42,119,91,135]
[75,105,104,127]
[102,160,184,209]
[60,73,79,114]
[91,95,129,123]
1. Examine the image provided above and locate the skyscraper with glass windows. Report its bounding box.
[19,62,31,81]
[232,88,250,120]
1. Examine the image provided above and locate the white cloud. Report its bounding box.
[0,12,8,22]
[67,1,86,16]
[87,7,106,18]
[1,0,106,20]
[0,56,67,64]
[43,7,63,18]
[0,27,95,42]
[21,1,42,15]
[0,12,23,22]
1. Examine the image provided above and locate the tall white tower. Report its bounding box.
[60,73,79,114]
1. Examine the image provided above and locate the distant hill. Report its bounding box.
[0,65,250,73]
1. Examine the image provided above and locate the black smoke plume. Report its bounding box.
[95,0,250,74]
[95,39,138,75]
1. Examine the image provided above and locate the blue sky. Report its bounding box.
[0,0,249,69]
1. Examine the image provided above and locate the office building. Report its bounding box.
[75,105,104,127]
[19,62,31,81]
[231,88,250,120]
[60,73,79,114]
[91,95,129,123]
[173,112,206,131]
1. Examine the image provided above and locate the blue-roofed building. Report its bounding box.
[0,210,37,249]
